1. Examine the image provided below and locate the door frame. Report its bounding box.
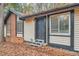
[35,16,46,43]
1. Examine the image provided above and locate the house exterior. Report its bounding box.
[4,4,79,51]
[4,9,24,44]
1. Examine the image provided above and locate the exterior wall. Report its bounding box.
[6,13,23,44]
[24,17,35,42]
[6,13,11,42]
[49,36,70,46]
[74,7,79,51]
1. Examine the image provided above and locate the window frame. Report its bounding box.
[50,15,59,33]
[49,12,71,36]
[6,18,11,36]
[17,21,23,34]
[16,16,23,37]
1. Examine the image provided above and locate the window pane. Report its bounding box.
[50,15,58,33]
[17,21,23,34]
[6,19,10,36]
[50,12,70,34]
[60,14,69,33]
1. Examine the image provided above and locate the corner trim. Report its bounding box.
[70,10,74,50]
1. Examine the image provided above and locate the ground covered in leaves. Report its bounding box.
[0,42,79,56]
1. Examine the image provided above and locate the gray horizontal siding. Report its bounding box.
[49,36,71,46]
[74,7,79,51]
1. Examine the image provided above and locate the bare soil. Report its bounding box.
[0,42,79,56]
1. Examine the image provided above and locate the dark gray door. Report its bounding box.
[35,17,46,43]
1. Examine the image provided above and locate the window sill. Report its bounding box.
[50,33,70,37]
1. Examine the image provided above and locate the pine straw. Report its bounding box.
[0,42,79,56]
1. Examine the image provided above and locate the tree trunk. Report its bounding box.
[0,4,4,42]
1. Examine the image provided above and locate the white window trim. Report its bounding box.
[49,12,71,36]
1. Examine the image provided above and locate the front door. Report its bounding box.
[35,17,46,43]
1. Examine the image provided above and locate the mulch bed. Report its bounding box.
[0,42,79,56]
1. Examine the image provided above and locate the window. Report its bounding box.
[51,15,58,33]
[6,19,10,36]
[60,15,69,33]
[50,12,70,35]
[16,17,23,34]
